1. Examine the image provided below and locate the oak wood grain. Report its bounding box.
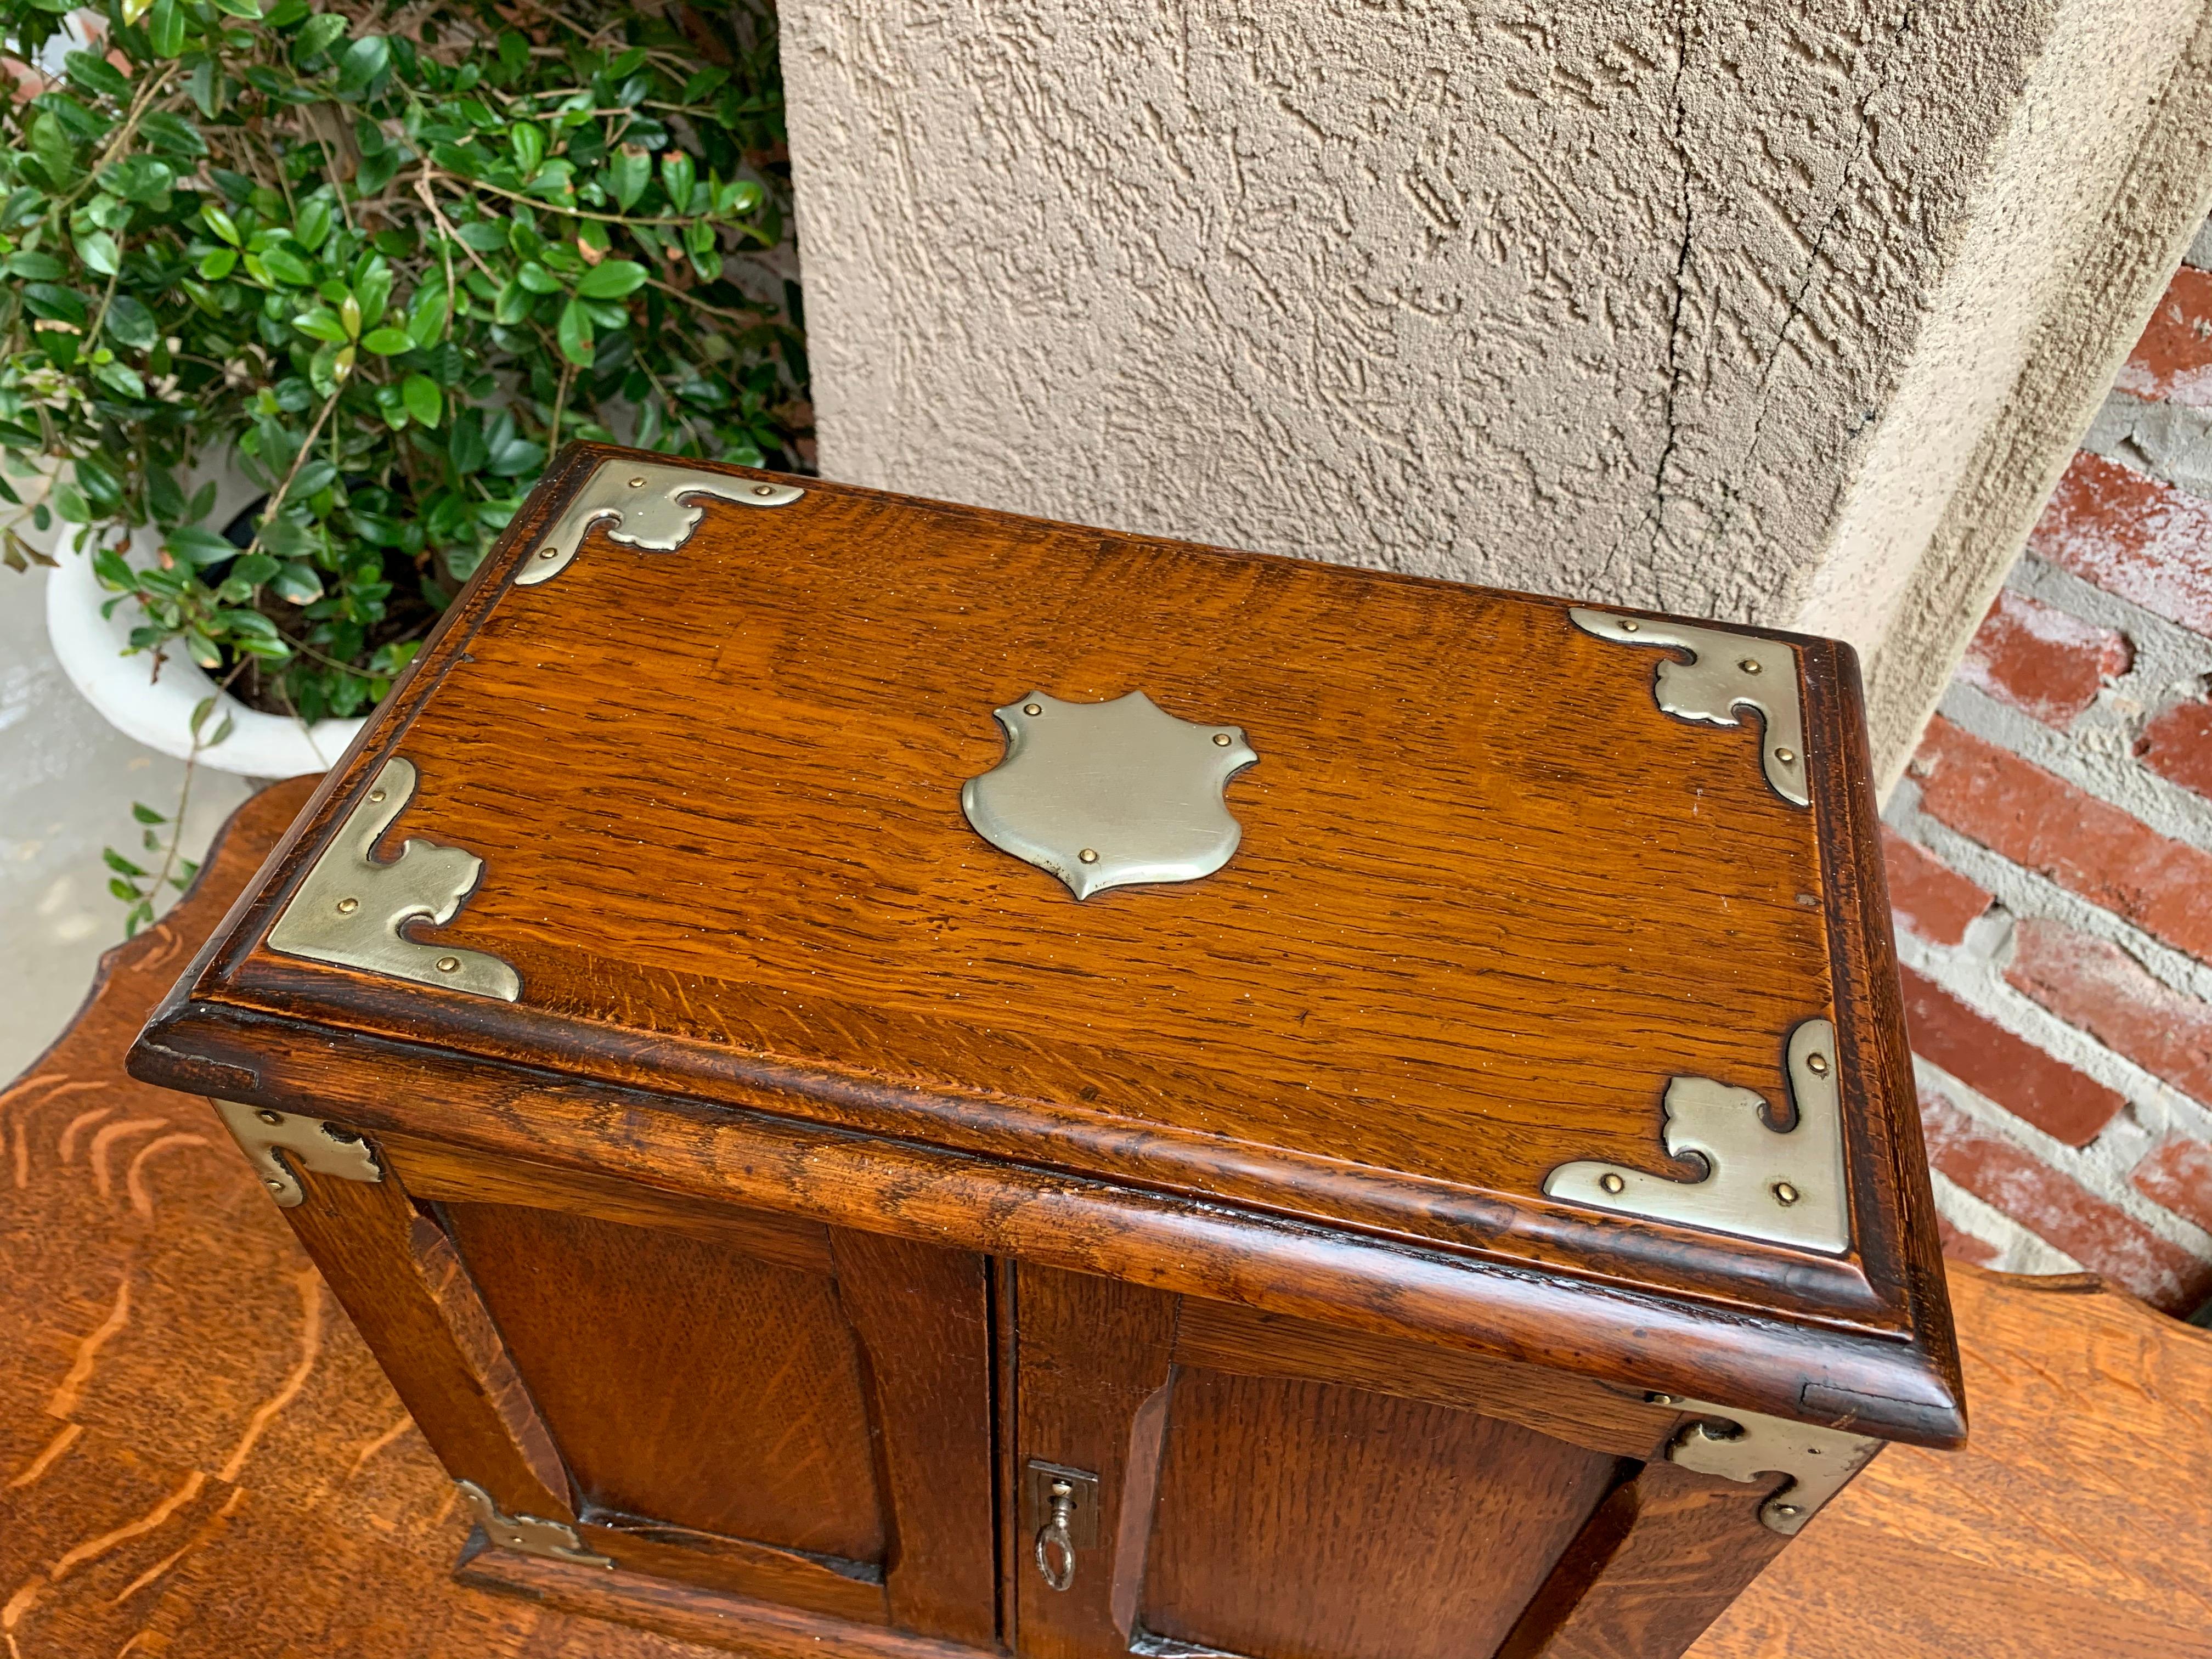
[831,1227,999,1647]
[1497,1463,1793,1659]
[386,1131,836,1274]
[136,444,1956,1420]
[8,782,2200,1659]
[437,1199,886,1559]
[1172,1296,1677,1459]
[1141,1367,1617,1659]
[278,1159,573,1523]
[1010,1265,1181,1659]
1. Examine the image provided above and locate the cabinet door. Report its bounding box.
[1009,1265,1629,1659]
[389,1141,998,1645]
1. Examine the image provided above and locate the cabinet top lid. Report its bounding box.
[137,445,1961,1444]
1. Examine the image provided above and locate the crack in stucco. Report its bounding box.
[1701,5,1920,596]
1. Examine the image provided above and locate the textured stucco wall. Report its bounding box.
[783,2,2212,778]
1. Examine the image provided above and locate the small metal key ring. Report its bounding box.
[1034,1477,1077,1592]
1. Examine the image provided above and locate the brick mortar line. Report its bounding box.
[1895,921,2212,1146]
[1888,782,2212,1004]
[1912,1056,2212,1260]
[2007,551,2212,693]
[1934,682,2212,857]
[1926,1167,2082,1276]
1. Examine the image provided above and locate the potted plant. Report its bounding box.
[0,0,806,930]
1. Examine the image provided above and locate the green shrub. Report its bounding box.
[1,0,805,729]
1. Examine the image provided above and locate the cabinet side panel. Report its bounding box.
[441,1199,886,1560]
[1142,1368,1617,1659]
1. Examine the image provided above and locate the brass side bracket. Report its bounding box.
[213,1100,381,1208]
[1570,608,1809,806]
[1654,1394,1883,1534]
[1543,1018,1849,1254]
[457,1480,614,1568]
[514,458,804,586]
[267,756,520,1001]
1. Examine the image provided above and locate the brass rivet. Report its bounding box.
[1600,1172,1626,1195]
[435,956,461,973]
[368,789,386,803]
[265,1177,285,1190]
[1023,703,1043,716]
[256,1109,283,1125]
[1620,619,1639,633]
[538,546,558,557]
[1774,1504,1801,1517]
[628,476,647,487]
[1774,1181,1801,1206]
[1740,658,1762,675]
[1774,747,1797,764]
[1213,733,1233,746]
[1078,849,1099,864]
[752,483,776,497]
[336,897,359,915]
[1647,1392,1678,1406]
[1807,1052,1830,1075]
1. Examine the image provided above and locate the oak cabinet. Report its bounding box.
[131,444,1962,1659]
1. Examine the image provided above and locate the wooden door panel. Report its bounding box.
[441,1199,886,1560]
[1139,1369,1619,1659]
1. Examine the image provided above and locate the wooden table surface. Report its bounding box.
[4,780,2206,1659]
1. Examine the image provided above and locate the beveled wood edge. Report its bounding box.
[455,1531,990,1659]
[1801,641,1967,1432]
[1169,1299,1678,1460]
[388,1131,838,1277]
[579,1513,889,1626]
[128,1019,1966,1447]
[165,953,1906,1331]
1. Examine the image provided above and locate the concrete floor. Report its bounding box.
[1,567,253,1081]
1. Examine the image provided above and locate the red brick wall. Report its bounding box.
[1884,240,2212,1319]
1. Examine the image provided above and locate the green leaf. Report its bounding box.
[111,877,144,904]
[167,526,241,565]
[575,258,646,301]
[445,410,488,475]
[132,802,168,825]
[76,229,120,275]
[555,298,593,366]
[230,552,280,586]
[405,275,448,347]
[336,35,389,97]
[93,546,135,589]
[6,251,65,280]
[294,13,347,60]
[360,327,413,355]
[148,0,187,58]
[292,306,349,343]
[402,374,441,426]
[608,144,651,211]
[270,561,323,602]
[515,262,559,295]
[508,122,545,177]
[139,110,208,157]
[260,247,315,285]
[660,152,695,215]
[212,0,263,18]
[64,50,132,100]
[201,203,241,245]
[92,360,146,398]
[295,195,334,252]
[104,846,148,877]
[196,246,238,279]
[105,294,159,351]
[292,458,339,497]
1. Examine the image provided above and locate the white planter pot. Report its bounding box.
[32,457,368,778]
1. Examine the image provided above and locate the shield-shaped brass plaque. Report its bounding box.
[960,690,1258,900]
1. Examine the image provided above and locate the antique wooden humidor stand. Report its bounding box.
[128,445,1962,1659]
